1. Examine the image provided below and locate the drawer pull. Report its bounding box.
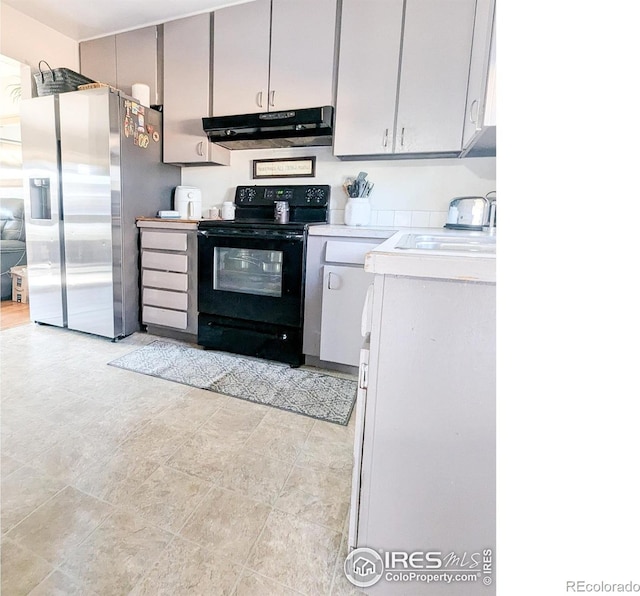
[327,272,341,290]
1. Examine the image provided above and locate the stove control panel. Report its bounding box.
[236,185,330,207]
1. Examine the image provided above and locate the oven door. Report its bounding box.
[198,228,305,327]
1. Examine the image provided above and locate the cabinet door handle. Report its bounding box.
[327,272,340,290]
[383,128,389,148]
[469,99,479,124]
[269,90,276,107]
[196,141,204,156]
[400,127,405,147]
[257,91,263,108]
[358,362,369,390]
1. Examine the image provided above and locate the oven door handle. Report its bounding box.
[198,229,304,241]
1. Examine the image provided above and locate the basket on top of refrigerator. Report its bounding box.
[33,60,95,97]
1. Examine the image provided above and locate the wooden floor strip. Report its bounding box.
[0,300,31,330]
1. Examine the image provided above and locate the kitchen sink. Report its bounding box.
[394,233,496,254]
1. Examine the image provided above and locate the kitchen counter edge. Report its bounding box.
[365,229,496,283]
[307,224,397,239]
[136,218,207,230]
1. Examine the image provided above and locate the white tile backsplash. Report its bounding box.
[410,211,431,228]
[429,211,449,228]
[393,211,413,227]
[326,208,451,229]
[376,211,395,227]
[329,210,345,225]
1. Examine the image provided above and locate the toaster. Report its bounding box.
[445,195,496,231]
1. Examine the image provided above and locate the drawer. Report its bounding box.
[142,250,188,273]
[141,230,188,251]
[142,269,188,292]
[142,288,188,311]
[325,240,380,265]
[142,306,188,330]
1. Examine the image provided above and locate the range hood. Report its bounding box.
[202,106,333,150]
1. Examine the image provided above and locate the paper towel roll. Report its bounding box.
[132,83,150,107]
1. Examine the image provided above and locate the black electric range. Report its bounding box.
[197,184,329,365]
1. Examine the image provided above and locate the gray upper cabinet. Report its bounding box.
[462,0,496,155]
[80,26,161,104]
[333,0,404,156]
[115,27,161,103]
[212,0,271,117]
[334,0,477,158]
[269,0,337,111]
[212,0,337,117]
[396,0,476,154]
[79,36,116,89]
[163,14,230,166]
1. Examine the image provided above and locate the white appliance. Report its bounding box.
[348,283,374,550]
[174,186,202,220]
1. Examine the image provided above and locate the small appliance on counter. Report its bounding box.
[274,201,290,224]
[174,186,202,220]
[444,191,496,231]
[221,201,235,220]
[158,210,180,219]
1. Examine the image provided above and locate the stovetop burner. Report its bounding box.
[198,184,330,231]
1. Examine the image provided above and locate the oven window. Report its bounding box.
[213,247,283,297]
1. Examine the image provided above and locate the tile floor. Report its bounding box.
[0,323,362,595]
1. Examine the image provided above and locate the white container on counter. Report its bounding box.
[344,197,371,227]
[175,186,202,220]
[221,201,235,220]
[132,83,150,107]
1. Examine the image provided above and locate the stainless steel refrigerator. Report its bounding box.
[21,87,180,339]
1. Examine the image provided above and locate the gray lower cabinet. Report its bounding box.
[304,233,390,368]
[352,274,496,595]
[137,224,198,339]
[319,264,373,366]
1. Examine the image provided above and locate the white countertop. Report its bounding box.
[307,224,397,239]
[364,227,496,283]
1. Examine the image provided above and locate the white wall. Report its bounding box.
[0,4,79,76]
[182,146,496,227]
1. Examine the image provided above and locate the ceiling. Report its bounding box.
[2,0,256,41]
